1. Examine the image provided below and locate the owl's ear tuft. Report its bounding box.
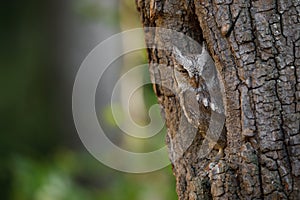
[172,45,182,57]
[201,42,207,54]
[172,45,193,69]
[196,43,209,65]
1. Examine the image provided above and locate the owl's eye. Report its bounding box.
[176,65,188,73]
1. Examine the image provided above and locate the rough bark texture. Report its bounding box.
[136,0,300,199]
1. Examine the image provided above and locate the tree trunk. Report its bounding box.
[136,0,300,199]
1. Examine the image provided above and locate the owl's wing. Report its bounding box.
[180,88,211,129]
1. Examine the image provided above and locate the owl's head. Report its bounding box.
[172,43,208,78]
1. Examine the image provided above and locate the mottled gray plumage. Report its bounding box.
[172,43,226,159]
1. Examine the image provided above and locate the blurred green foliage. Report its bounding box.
[73,0,119,25]
[0,0,177,199]
[10,152,177,200]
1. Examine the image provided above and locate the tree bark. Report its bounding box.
[136,0,300,199]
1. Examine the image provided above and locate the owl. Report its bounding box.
[172,43,226,160]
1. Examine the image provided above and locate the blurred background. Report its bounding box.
[0,0,177,199]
